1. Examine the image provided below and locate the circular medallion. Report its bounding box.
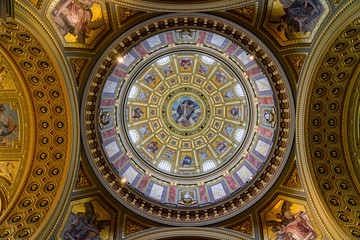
[164,88,209,135]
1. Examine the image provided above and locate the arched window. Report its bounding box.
[129,129,139,143]
[158,160,172,172]
[202,160,216,172]
[128,85,138,99]
[201,55,215,65]
[234,84,244,97]
[234,128,245,142]
[157,56,170,65]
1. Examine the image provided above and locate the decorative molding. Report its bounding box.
[110,0,253,12]
[126,227,252,240]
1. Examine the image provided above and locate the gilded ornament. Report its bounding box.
[74,160,93,191]
[0,162,15,181]
[118,7,144,25]
[124,216,151,237]
[286,55,306,84]
[225,216,253,237]
[227,4,256,24]
[69,58,89,88]
[283,165,303,189]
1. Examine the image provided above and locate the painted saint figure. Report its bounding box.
[197,65,210,76]
[274,0,323,39]
[215,141,227,154]
[229,106,241,119]
[0,115,17,139]
[137,90,149,102]
[223,89,235,100]
[180,154,193,167]
[223,123,234,136]
[214,72,227,84]
[99,110,111,129]
[172,98,200,127]
[132,107,144,120]
[144,72,157,85]
[146,141,159,154]
[179,58,192,69]
[160,65,174,77]
[266,200,317,240]
[198,147,210,161]
[162,148,175,160]
[63,201,110,240]
[139,124,150,137]
[51,0,105,44]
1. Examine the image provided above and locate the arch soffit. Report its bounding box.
[297,1,360,238]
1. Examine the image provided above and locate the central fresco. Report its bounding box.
[124,52,249,176]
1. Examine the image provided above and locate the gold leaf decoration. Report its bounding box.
[123,215,151,237]
[0,66,16,90]
[29,0,43,10]
[283,161,303,189]
[285,54,307,85]
[225,215,253,237]
[69,58,89,89]
[0,162,15,183]
[74,159,93,191]
[118,7,144,26]
[226,4,256,24]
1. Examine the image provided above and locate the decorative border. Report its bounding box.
[125,227,253,240]
[111,0,255,12]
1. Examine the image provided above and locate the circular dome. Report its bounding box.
[122,51,250,177]
[82,14,294,225]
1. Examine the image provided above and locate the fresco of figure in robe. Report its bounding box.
[61,200,112,240]
[51,0,106,44]
[265,0,326,45]
[264,200,317,240]
[171,97,201,127]
[0,104,19,147]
